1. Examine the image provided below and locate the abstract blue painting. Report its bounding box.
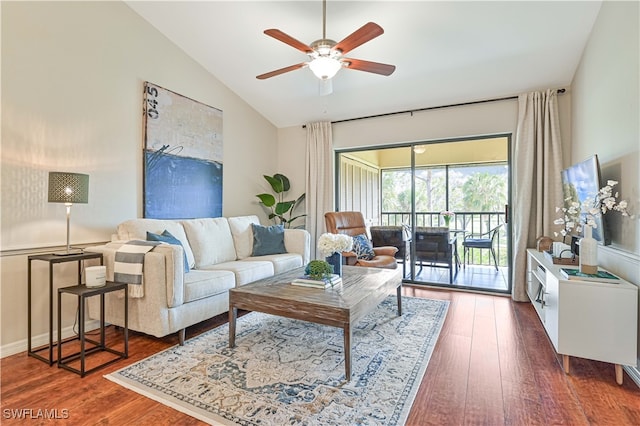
[143,82,223,219]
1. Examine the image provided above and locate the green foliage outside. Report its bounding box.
[460,172,507,212]
[382,163,507,215]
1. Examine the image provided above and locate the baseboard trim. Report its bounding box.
[0,319,101,359]
[624,365,640,388]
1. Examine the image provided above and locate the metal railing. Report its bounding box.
[380,211,507,267]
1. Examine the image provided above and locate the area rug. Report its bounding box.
[106,296,449,425]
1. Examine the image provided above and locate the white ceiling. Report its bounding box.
[126,1,602,128]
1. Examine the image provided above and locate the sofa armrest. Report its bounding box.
[341,251,359,266]
[284,229,311,264]
[373,246,399,257]
[85,242,184,308]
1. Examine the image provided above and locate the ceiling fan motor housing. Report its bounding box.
[310,39,339,56]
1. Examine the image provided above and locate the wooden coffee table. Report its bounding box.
[228,265,402,380]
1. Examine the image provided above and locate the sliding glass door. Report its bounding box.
[337,135,511,294]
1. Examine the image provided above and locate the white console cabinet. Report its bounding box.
[526,249,637,385]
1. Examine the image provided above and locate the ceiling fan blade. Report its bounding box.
[343,58,396,76]
[256,63,307,80]
[264,29,313,54]
[334,22,384,55]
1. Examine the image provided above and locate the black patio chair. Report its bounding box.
[414,227,457,283]
[370,225,411,276]
[462,224,502,271]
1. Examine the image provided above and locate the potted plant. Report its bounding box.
[305,260,334,281]
[256,173,306,228]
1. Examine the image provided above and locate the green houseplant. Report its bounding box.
[256,173,306,228]
[305,260,334,280]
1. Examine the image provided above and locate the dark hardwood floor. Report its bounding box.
[2,286,639,425]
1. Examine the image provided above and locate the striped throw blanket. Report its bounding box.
[114,240,161,298]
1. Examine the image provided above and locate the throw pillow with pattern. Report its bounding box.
[352,234,375,260]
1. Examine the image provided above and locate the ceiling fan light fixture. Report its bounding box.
[309,56,342,80]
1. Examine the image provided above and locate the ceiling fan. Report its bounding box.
[256,0,396,83]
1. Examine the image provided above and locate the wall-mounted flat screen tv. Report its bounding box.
[560,155,609,245]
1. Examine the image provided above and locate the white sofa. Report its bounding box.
[86,215,310,344]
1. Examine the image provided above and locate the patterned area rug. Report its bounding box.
[106,296,449,425]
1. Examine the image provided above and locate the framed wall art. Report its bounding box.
[143,82,223,219]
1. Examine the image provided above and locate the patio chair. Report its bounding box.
[462,224,502,271]
[370,225,411,276]
[324,211,398,269]
[414,227,457,283]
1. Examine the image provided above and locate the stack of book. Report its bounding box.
[291,274,342,288]
[559,267,620,283]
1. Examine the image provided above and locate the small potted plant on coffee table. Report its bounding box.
[305,260,334,281]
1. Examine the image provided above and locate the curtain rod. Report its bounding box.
[302,88,565,128]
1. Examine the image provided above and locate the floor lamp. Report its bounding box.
[48,171,89,255]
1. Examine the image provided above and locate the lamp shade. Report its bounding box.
[48,172,89,204]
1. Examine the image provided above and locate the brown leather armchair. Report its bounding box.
[324,211,398,269]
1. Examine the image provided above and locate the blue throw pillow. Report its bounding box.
[352,234,375,260]
[146,230,190,273]
[251,223,286,256]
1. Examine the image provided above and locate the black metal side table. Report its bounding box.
[57,281,128,377]
[27,252,103,365]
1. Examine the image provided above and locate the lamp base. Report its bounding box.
[52,247,84,256]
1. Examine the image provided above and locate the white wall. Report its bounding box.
[571,0,639,261]
[1,2,277,353]
[570,0,640,378]
[277,125,308,222]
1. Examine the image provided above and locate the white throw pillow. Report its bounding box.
[228,215,260,259]
[181,218,236,268]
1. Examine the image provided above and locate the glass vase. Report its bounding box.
[326,252,342,276]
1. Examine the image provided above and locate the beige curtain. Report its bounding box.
[305,121,334,259]
[512,89,564,301]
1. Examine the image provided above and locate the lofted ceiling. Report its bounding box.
[126,1,602,128]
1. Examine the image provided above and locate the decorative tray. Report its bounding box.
[543,250,579,265]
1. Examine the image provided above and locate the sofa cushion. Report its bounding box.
[146,230,190,273]
[251,223,286,256]
[243,253,303,275]
[183,269,235,303]
[116,219,195,269]
[228,215,260,259]
[181,218,236,268]
[203,261,274,286]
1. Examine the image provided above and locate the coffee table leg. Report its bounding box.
[397,285,402,316]
[344,323,352,380]
[229,306,237,348]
